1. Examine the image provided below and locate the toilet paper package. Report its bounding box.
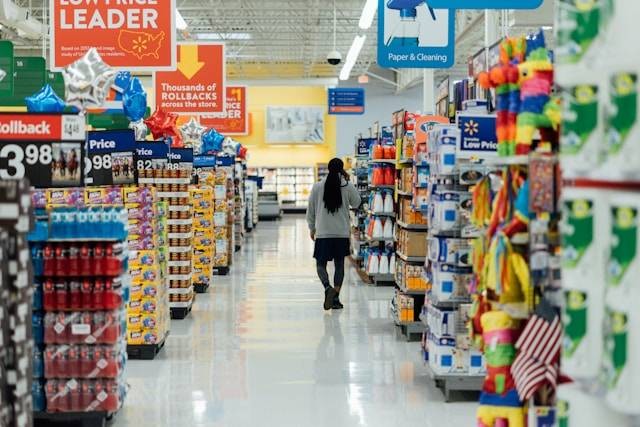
[557,383,631,426]
[560,188,609,379]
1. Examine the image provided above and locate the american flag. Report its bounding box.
[511,299,562,401]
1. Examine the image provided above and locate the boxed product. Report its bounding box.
[397,229,428,258]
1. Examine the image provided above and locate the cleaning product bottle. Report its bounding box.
[385,0,436,47]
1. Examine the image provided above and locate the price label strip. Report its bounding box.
[0,113,86,188]
[85,130,136,186]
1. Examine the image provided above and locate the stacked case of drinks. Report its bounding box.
[138,168,194,314]
[30,203,129,414]
[190,186,214,290]
[123,186,169,346]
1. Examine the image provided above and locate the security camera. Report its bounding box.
[327,50,342,66]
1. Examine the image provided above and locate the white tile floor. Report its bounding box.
[117,216,477,427]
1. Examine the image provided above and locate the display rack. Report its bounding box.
[348,148,372,283]
[257,167,314,212]
[315,162,329,182]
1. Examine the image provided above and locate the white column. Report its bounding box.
[422,69,435,115]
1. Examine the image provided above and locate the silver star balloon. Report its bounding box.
[0,69,6,82]
[180,118,206,154]
[63,48,116,112]
[129,119,148,141]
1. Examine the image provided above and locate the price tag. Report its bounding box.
[134,141,169,171]
[85,129,136,186]
[0,141,84,188]
[61,115,85,140]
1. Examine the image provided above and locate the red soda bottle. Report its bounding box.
[68,244,80,277]
[92,312,106,344]
[102,311,119,344]
[91,346,103,378]
[78,312,93,345]
[68,280,82,311]
[43,244,55,276]
[102,345,118,378]
[44,346,58,378]
[56,380,71,412]
[55,280,68,310]
[43,279,56,310]
[79,244,92,276]
[57,345,69,378]
[93,244,105,276]
[69,379,82,412]
[103,278,121,310]
[103,380,120,412]
[79,345,92,378]
[81,279,93,310]
[67,345,80,378]
[80,380,93,412]
[45,380,59,412]
[92,279,105,310]
[93,380,105,411]
[55,244,68,276]
[44,312,57,344]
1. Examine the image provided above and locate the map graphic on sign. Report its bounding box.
[118,31,166,60]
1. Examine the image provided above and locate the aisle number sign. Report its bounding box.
[50,0,176,70]
[427,0,542,8]
[154,43,226,114]
[200,86,249,135]
[377,1,455,68]
[328,88,365,115]
[0,113,85,188]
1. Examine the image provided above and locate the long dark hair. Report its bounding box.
[323,158,345,214]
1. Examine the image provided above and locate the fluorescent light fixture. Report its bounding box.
[195,33,252,40]
[339,34,366,80]
[541,25,553,30]
[176,9,188,30]
[359,0,377,30]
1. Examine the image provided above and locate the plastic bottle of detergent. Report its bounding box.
[385,0,436,47]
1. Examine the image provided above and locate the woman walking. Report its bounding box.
[306,158,361,310]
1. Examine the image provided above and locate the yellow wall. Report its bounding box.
[235,86,336,168]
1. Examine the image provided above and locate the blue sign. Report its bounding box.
[457,114,497,160]
[86,129,136,185]
[428,0,542,9]
[378,1,455,69]
[357,137,377,156]
[135,141,169,160]
[328,88,365,115]
[194,155,217,168]
[215,156,235,167]
[168,148,194,164]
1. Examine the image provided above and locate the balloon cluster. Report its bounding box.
[201,128,225,154]
[123,77,148,140]
[180,118,206,153]
[144,107,182,147]
[62,48,116,112]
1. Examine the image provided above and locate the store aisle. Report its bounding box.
[118,216,476,427]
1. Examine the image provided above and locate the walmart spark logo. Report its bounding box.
[464,119,479,136]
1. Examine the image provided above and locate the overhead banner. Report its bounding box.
[428,0,542,8]
[155,43,226,114]
[50,0,176,70]
[328,88,365,115]
[0,113,85,187]
[85,130,136,186]
[378,1,455,68]
[200,86,248,135]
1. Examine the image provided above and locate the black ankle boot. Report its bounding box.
[332,294,344,309]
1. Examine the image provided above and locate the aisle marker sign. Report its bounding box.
[427,0,542,9]
[0,113,86,188]
[200,86,248,135]
[328,88,365,115]
[377,1,455,68]
[49,0,176,70]
[155,43,226,114]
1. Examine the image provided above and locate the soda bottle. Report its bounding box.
[57,345,69,378]
[93,244,105,276]
[92,279,105,310]
[32,381,46,412]
[32,312,44,345]
[102,311,119,344]
[67,345,80,378]
[33,279,43,311]
[43,312,57,344]
[43,244,55,276]
[103,379,120,412]
[69,379,82,412]
[56,380,71,412]
[43,279,56,311]
[68,280,82,311]
[79,244,92,276]
[45,380,59,412]
[33,346,45,379]
[54,280,68,311]
[55,244,68,276]
[68,244,80,277]
[91,346,103,378]
[103,278,121,310]
[102,345,118,378]
[92,312,106,344]
[31,243,44,276]
[44,346,58,378]
[78,312,93,345]
[80,380,94,412]
[81,279,93,310]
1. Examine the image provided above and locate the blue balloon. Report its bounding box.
[202,128,225,154]
[26,84,66,113]
[123,77,147,122]
[114,71,132,94]
[235,142,242,155]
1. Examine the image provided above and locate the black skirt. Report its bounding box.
[313,238,350,262]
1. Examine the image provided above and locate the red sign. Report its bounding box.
[154,43,226,114]
[200,86,248,135]
[0,114,85,141]
[50,0,176,70]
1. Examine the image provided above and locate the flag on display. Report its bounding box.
[511,299,562,401]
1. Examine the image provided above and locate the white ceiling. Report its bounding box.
[3,1,551,86]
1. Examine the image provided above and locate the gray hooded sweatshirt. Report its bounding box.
[306,177,361,238]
